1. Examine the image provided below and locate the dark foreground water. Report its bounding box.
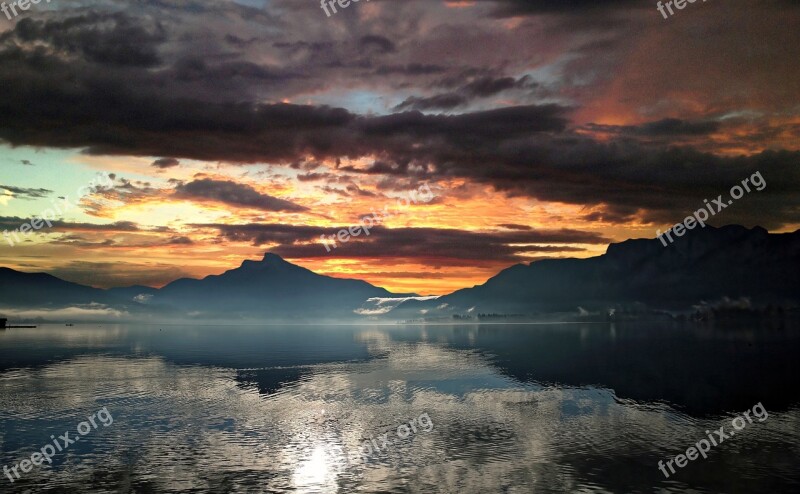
[1,322,799,493]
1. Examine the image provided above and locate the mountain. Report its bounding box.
[0,267,112,308]
[2,227,799,322]
[0,253,416,321]
[150,253,409,320]
[388,225,800,318]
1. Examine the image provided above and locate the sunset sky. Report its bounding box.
[1,0,798,295]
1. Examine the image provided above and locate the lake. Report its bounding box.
[1,323,799,493]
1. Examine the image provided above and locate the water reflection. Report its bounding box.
[0,323,798,492]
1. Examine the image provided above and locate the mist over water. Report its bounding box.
[1,323,799,493]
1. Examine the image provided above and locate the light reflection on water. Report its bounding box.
[0,323,799,493]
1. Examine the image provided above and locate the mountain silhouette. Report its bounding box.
[388,225,800,318]
[1,226,798,322]
[151,253,409,319]
[0,253,411,321]
[0,267,111,307]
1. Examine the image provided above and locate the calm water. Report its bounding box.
[1,323,799,493]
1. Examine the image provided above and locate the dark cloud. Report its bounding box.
[359,104,569,140]
[171,58,303,84]
[0,2,797,233]
[410,133,798,228]
[635,118,721,136]
[485,0,800,16]
[484,0,646,16]
[191,223,323,246]
[373,63,448,76]
[166,235,193,245]
[9,13,165,68]
[581,211,637,224]
[50,234,194,249]
[339,160,411,176]
[345,184,377,197]
[318,186,351,197]
[0,28,567,163]
[394,93,468,111]
[394,76,536,111]
[2,34,797,228]
[0,216,142,232]
[297,172,332,182]
[584,118,721,137]
[462,76,532,96]
[174,179,307,212]
[225,34,260,48]
[152,158,180,169]
[359,35,396,54]
[191,223,607,263]
[0,185,53,200]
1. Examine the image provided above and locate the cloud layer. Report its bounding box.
[0,0,797,292]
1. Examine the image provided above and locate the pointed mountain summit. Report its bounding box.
[0,253,413,321]
[238,253,301,272]
[153,253,403,320]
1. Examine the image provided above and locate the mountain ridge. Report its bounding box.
[387,225,800,319]
[1,225,798,322]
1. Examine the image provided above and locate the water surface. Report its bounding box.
[1,323,799,493]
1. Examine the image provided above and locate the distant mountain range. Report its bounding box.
[0,267,110,308]
[389,225,800,320]
[1,226,798,322]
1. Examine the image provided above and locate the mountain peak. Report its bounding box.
[144,251,395,319]
[236,253,294,271]
[262,252,287,264]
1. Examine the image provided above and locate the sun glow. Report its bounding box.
[292,444,340,491]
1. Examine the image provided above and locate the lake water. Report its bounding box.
[1,323,799,493]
